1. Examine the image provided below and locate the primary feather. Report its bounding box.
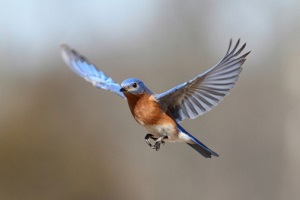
[60,44,126,99]
[154,39,250,123]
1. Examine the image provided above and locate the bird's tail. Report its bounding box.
[176,122,219,158]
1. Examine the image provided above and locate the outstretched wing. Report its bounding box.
[60,44,126,99]
[155,39,250,122]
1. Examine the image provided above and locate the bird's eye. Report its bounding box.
[132,83,137,88]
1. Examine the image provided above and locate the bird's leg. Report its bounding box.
[152,136,168,151]
[144,134,157,148]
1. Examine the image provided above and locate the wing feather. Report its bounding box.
[155,39,250,122]
[60,44,126,99]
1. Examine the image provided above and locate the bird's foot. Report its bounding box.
[145,134,168,151]
[144,134,157,148]
[152,136,168,151]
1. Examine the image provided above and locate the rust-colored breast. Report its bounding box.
[124,93,176,126]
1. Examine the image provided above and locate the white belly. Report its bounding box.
[144,124,179,142]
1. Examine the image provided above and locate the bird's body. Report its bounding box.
[120,78,219,157]
[125,92,179,142]
[60,39,250,158]
[124,83,196,143]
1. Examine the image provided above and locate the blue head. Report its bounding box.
[120,78,152,95]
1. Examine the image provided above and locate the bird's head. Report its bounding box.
[120,78,151,95]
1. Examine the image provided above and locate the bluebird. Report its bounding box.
[60,39,250,158]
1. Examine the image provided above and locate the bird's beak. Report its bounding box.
[120,87,127,92]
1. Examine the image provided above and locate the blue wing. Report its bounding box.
[155,39,250,122]
[60,44,126,99]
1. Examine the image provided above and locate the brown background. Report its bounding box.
[1,1,300,200]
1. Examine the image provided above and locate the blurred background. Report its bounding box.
[1,0,300,200]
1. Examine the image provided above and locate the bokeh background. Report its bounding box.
[1,0,300,200]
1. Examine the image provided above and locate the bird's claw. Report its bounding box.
[152,139,166,151]
[144,135,167,151]
[145,134,156,148]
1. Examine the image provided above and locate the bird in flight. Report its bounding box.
[60,39,250,158]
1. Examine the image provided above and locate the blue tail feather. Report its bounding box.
[176,122,219,158]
